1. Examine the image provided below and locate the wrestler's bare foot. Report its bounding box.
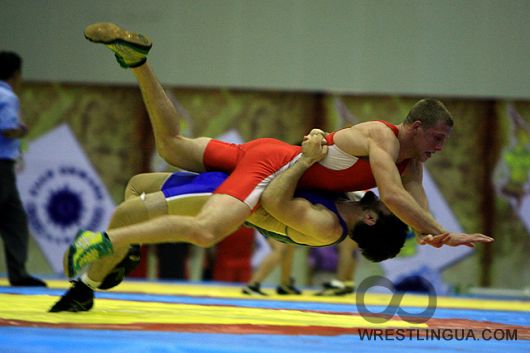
[84,22,152,68]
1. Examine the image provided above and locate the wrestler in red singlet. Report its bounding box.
[203,121,409,209]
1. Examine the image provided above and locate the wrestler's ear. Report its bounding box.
[411,120,423,132]
[362,210,377,226]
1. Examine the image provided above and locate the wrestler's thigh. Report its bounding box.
[195,194,251,239]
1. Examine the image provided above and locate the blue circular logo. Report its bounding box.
[25,165,107,245]
[46,186,84,228]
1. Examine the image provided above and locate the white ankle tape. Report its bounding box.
[81,273,102,290]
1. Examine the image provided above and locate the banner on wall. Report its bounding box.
[494,103,530,236]
[16,124,115,273]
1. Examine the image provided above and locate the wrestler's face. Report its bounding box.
[412,120,452,162]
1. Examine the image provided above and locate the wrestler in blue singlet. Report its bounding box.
[161,171,349,247]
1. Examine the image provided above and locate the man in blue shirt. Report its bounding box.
[0,51,46,287]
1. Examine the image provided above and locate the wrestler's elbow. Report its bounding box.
[260,192,280,213]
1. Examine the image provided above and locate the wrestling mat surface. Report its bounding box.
[1,278,528,353]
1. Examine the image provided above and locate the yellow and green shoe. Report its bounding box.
[84,22,152,68]
[63,230,113,278]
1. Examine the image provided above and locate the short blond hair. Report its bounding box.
[404,99,454,128]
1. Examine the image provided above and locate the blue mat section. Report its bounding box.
[1,327,528,353]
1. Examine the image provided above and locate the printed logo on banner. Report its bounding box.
[25,165,106,245]
[17,124,115,273]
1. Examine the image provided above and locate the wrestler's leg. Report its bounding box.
[335,236,358,289]
[59,195,248,280]
[50,173,173,312]
[131,64,211,171]
[315,238,357,296]
[242,239,292,295]
[107,194,251,249]
[84,22,210,172]
[277,245,301,294]
[85,173,171,283]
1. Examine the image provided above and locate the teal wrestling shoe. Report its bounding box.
[84,22,152,68]
[63,230,113,278]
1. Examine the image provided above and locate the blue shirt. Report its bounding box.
[0,80,21,160]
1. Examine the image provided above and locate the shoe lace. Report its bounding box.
[78,248,102,268]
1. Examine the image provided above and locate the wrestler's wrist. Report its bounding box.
[416,229,448,238]
[298,156,317,167]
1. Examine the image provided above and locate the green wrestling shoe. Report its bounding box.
[63,230,113,278]
[84,22,152,68]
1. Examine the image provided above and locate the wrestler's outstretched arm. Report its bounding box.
[366,127,494,248]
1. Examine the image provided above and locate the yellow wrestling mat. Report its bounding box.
[1,278,529,353]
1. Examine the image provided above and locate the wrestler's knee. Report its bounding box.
[124,173,149,199]
[158,136,210,171]
[193,232,217,248]
[190,218,228,248]
[192,226,219,248]
[157,141,177,165]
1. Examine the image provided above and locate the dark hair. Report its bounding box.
[350,213,409,262]
[0,51,22,80]
[403,99,453,129]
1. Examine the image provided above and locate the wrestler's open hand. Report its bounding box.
[419,232,494,248]
[302,131,328,164]
[441,233,494,247]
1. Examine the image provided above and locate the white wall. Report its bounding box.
[1,0,529,98]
